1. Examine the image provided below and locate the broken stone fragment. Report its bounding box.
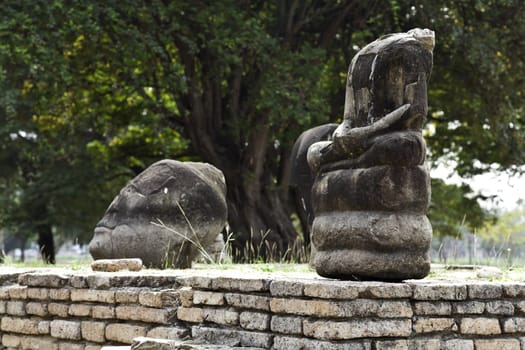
[91,258,143,272]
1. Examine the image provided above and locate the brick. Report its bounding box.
[413,317,457,333]
[20,336,58,350]
[178,286,194,307]
[452,301,485,314]
[19,273,69,288]
[85,346,103,350]
[414,301,451,315]
[27,288,49,300]
[211,276,269,292]
[177,307,204,323]
[26,301,48,316]
[516,301,525,314]
[503,283,525,298]
[38,320,50,334]
[50,320,82,340]
[441,339,473,350]
[339,300,413,318]
[273,335,371,350]
[115,289,140,303]
[0,300,5,313]
[105,323,148,344]
[8,286,28,299]
[271,315,302,335]
[71,289,115,303]
[191,326,273,348]
[49,288,70,301]
[270,298,339,317]
[503,317,525,333]
[147,326,189,340]
[270,280,304,296]
[407,339,440,350]
[138,289,180,307]
[81,321,106,343]
[2,334,21,347]
[303,319,411,340]
[138,290,162,307]
[92,305,115,319]
[474,339,520,350]
[176,275,213,289]
[193,290,225,305]
[87,275,112,289]
[485,300,514,315]
[468,283,502,299]
[303,281,359,299]
[116,305,175,324]
[412,283,467,300]
[240,311,270,331]
[70,275,88,289]
[375,340,408,350]
[203,307,239,326]
[460,317,501,335]
[7,300,26,316]
[224,293,270,311]
[69,303,92,317]
[49,303,69,317]
[58,342,83,350]
[357,282,412,299]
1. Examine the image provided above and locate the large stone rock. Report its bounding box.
[307,28,435,281]
[89,160,227,268]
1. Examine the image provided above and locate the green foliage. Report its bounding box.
[1,0,524,259]
[428,178,492,237]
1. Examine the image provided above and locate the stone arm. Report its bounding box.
[307,104,412,172]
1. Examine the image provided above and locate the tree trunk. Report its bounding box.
[37,223,55,264]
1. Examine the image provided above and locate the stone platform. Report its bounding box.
[0,266,524,349]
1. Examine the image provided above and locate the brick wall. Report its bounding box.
[0,268,524,349]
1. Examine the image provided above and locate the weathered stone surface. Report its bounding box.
[485,300,514,315]
[49,288,70,300]
[474,339,520,350]
[224,293,270,311]
[202,307,239,326]
[26,301,48,316]
[140,289,181,308]
[49,302,69,317]
[177,307,204,323]
[270,280,304,296]
[193,290,225,305]
[38,320,50,334]
[147,326,190,340]
[69,303,92,317]
[19,273,69,288]
[2,334,22,347]
[413,317,457,333]
[92,305,116,319]
[503,283,525,298]
[91,258,143,272]
[375,340,408,350]
[468,283,502,299]
[460,317,501,335]
[89,159,228,268]
[303,319,412,340]
[71,289,115,303]
[414,301,451,315]
[81,321,106,343]
[7,285,28,299]
[130,337,265,350]
[412,283,467,300]
[307,29,434,281]
[270,315,303,335]
[27,287,50,300]
[240,311,270,331]
[273,336,371,350]
[407,339,440,350]
[1,316,40,334]
[116,305,175,324]
[503,317,525,333]
[7,300,26,316]
[50,320,82,340]
[106,323,148,344]
[452,300,485,314]
[441,339,473,350]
